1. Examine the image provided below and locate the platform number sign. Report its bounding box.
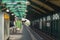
[4,13,9,20]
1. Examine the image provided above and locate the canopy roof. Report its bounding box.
[2,0,27,18]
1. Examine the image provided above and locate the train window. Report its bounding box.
[32,21,35,26]
[47,22,50,27]
[40,19,42,22]
[47,16,51,27]
[43,17,46,21]
[55,14,59,20]
[40,19,42,29]
[53,14,59,20]
[43,17,46,26]
[53,14,55,20]
[47,16,51,21]
[36,19,39,22]
[34,20,36,23]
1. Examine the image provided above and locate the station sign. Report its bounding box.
[4,13,9,20]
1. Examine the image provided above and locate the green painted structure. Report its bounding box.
[0,0,27,30]
[15,20,22,29]
[2,0,27,19]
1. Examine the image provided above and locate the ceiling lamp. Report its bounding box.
[26,1,30,5]
[25,10,28,12]
[11,14,14,16]
[6,9,9,12]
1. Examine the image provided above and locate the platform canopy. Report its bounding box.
[2,0,27,19]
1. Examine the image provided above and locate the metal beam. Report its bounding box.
[48,0,60,7]
[29,5,47,15]
[29,8,41,15]
[29,0,53,13]
[31,0,54,11]
[38,0,60,12]
[30,5,47,13]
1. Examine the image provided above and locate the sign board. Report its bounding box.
[4,13,9,20]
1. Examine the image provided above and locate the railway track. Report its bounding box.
[31,28,55,40]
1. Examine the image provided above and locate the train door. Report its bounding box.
[34,19,40,29]
[42,17,46,33]
[46,16,51,35]
[51,13,59,39]
[56,13,60,40]
[37,19,40,29]
[30,21,33,28]
[32,21,35,28]
[39,18,43,31]
[56,14,60,40]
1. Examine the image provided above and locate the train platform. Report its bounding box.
[9,25,44,40]
[0,0,60,40]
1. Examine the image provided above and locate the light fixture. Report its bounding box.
[15,16,16,17]
[26,1,30,5]
[11,14,14,16]
[25,10,28,12]
[6,9,9,12]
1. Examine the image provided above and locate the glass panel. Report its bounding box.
[53,14,55,20]
[47,16,51,21]
[43,17,46,21]
[47,22,50,27]
[55,14,59,20]
[40,19,42,29]
[53,14,59,20]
